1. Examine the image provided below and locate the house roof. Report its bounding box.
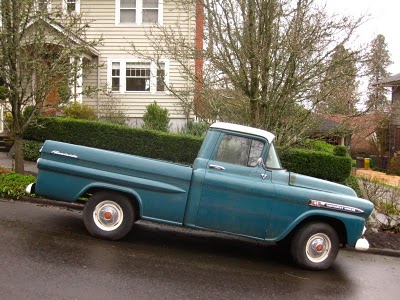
[375,72,400,87]
[27,17,99,58]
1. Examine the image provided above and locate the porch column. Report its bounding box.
[70,56,83,103]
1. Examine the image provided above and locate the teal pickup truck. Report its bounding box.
[26,122,373,270]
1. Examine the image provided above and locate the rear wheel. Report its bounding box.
[83,191,135,240]
[290,222,339,270]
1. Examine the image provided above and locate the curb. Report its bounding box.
[3,196,400,257]
[17,196,84,211]
[344,245,400,258]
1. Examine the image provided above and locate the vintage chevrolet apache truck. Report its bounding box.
[26,122,373,270]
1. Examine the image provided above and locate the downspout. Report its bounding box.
[187,3,192,122]
[97,55,101,118]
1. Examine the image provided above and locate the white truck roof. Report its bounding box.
[210,122,275,143]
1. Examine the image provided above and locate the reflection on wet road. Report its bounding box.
[0,200,399,299]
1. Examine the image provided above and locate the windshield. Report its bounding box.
[266,143,282,169]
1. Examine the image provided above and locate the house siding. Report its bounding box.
[79,0,195,127]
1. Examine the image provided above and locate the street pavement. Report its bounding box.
[0,199,399,300]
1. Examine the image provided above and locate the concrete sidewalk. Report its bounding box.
[0,151,38,174]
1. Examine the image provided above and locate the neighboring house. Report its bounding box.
[0,0,200,132]
[376,72,400,157]
[315,114,383,158]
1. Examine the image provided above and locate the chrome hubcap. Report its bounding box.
[306,233,331,263]
[93,201,124,231]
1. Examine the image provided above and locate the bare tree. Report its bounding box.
[0,0,99,173]
[130,0,364,145]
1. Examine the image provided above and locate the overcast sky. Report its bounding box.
[325,0,400,75]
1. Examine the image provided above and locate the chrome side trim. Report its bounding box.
[51,150,78,159]
[309,199,364,214]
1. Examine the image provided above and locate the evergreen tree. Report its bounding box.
[317,45,359,114]
[365,34,392,111]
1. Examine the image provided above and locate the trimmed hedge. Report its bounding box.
[23,140,43,161]
[24,117,351,182]
[24,117,203,165]
[279,148,352,182]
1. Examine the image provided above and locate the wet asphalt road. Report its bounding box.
[0,199,399,300]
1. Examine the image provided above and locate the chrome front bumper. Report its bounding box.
[355,226,369,251]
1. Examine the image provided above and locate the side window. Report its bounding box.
[214,134,264,167]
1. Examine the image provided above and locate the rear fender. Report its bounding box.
[80,183,143,217]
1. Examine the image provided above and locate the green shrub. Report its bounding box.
[63,102,97,120]
[23,140,43,161]
[24,117,203,165]
[179,120,209,136]
[142,101,170,132]
[387,156,400,176]
[279,148,352,182]
[300,139,335,154]
[0,85,8,100]
[342,175,363,197]
[100,111,127,126]
[0,173,36,199]
[333,145,348,157]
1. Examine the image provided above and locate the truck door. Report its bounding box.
[195,133,275,239]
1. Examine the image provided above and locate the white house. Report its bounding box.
[0,0,200,133]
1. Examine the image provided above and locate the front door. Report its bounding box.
[195,133,275,238]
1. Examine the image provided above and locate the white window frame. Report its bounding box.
[62,0,80,14]
[36,0,52,12]
[115,0,163,26]
[107,58,169,94]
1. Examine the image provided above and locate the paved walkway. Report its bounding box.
[0,151,38,174]
[356,168,400,188]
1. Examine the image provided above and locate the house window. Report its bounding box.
[37,0,50,11]
[62,0,80,13]
[120,0,136,23]
[108,59,169,94]
[143,0,159,23]
[126,62,151,91]
[156,62,165,92]
[111,62,121,92]
[117,0,163,25]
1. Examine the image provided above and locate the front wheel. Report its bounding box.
[290,222,339,270]
[83,191,135,240]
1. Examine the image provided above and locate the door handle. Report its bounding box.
[209,164,225,171]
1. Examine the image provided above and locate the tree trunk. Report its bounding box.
[13,135,25,174]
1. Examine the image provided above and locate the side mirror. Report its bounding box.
[257,157,268,180]
[257,157,267,170]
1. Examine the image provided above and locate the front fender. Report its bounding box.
[266,210,366,247]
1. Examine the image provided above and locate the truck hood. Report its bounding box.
[289,172,357,197]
